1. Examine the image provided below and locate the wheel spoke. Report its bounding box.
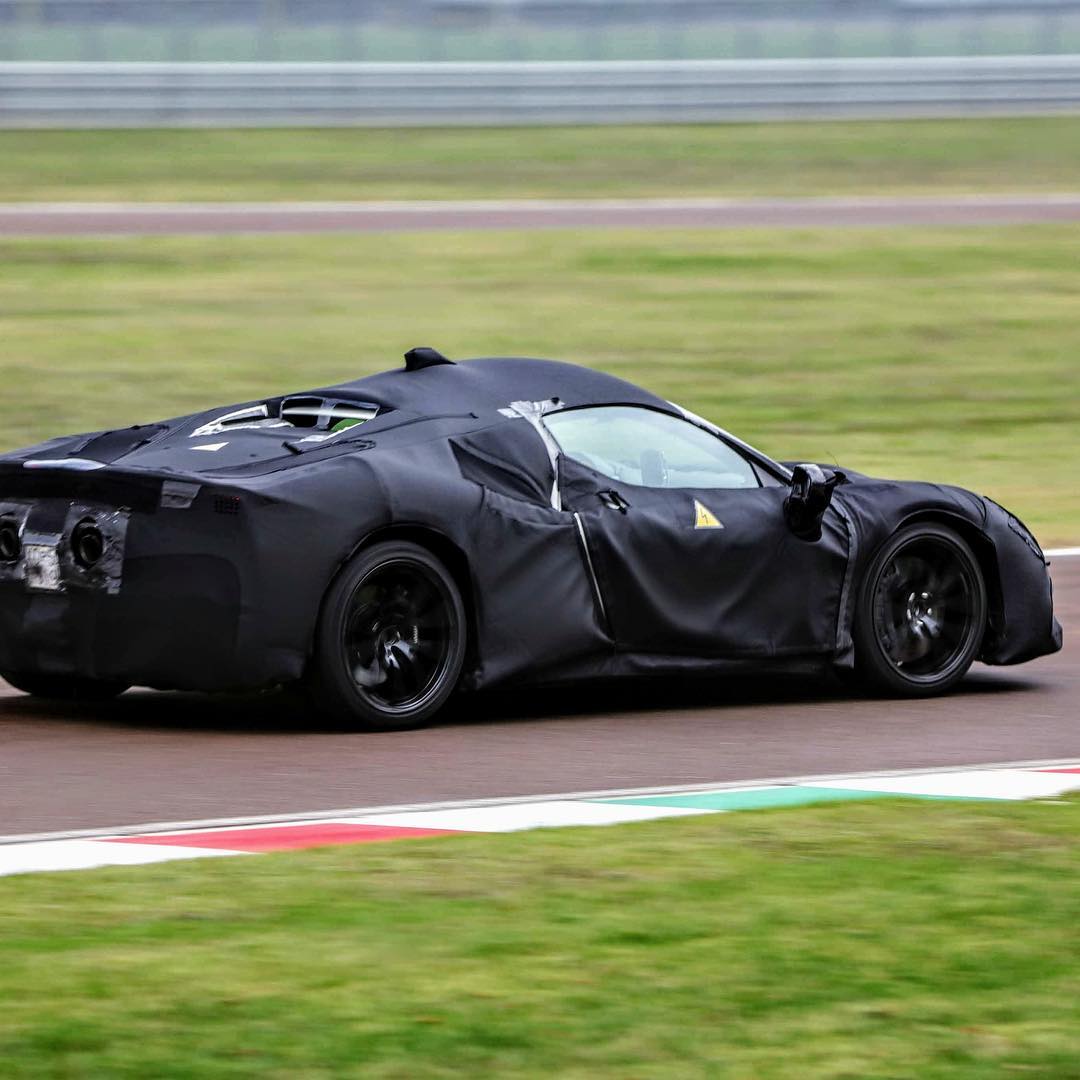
[890,555,922,590]
[387,644,422,697]
[934,571,965,602]
[352,660,387,688]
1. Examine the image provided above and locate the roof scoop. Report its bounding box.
[404,347,454,372]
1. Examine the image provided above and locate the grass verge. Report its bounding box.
[2,224,1078,542]
[2,118,1080,202]
[1,797,1079,1077]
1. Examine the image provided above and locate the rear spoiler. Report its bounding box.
[0,461,172,514]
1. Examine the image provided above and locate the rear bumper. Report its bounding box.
[0,473,311,692]
[0,554,243,690]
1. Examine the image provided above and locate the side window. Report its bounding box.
[545,406,760,490]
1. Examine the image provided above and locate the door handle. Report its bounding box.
[598,490,630,514]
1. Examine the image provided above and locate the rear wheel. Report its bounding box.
[2,673,129,702]
[853,523,987,697]
[306,541,467,731]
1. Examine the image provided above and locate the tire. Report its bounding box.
[2,672,129,702]
[853,523,987,697]
[306,540,467,731]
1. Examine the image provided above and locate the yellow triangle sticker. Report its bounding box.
[694,500,724,529]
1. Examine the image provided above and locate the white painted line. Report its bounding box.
[819,769,1080,801]
[0,839,238,876]
[342,801,710,833]
[5,756,1080,847]
[1046,546,1080,557]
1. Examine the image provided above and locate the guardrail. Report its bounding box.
[3,0,1080,64]
[2,56,1079,126]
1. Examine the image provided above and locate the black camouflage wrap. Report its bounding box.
[0,357,1061,693]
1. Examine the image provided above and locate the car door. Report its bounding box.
[547,405,851,660]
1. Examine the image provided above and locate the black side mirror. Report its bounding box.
[784,463,841,542]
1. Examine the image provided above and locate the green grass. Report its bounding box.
[2,797,1079,1077]
[3,224,1078,543]
[3,118,1080,202]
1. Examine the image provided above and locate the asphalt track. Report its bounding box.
[3,194,1077,837]
[3,194,1080,236]
[2,555,1075,838]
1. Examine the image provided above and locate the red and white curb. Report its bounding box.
[2,758,1079,879]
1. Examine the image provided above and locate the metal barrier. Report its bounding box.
[3,0,1080,63]
[2,56,1080,126]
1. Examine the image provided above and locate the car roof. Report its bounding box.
[319,356,674,416]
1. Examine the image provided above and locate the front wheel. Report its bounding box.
[306,541,467,731]
[853,523,987,697]
[1,673,129,702]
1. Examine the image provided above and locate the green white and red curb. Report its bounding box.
[3,758,1079,879]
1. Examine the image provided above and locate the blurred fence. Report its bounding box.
[3,0,1080,62]
[3,56,1079,125]
[3,0,1080,126]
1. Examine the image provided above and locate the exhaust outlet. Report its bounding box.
[71,519,105,569]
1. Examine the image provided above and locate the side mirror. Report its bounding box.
[784,463,841,542]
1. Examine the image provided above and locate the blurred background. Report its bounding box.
[0,1,1077,544]
[3,0,1080,124]
[4,0,1080,62]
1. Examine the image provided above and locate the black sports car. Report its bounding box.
[0,350,1062,729]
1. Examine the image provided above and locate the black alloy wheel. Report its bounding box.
[853,523,987,697]
[307,540,467,730]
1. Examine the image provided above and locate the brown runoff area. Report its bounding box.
[1,559,1075,838]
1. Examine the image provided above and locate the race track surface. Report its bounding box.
[2,557,1075,838]
[3,195,1080,236]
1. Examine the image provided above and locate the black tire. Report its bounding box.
[853,523,987,697]
[306,540,467,731]
[2,672,129,702]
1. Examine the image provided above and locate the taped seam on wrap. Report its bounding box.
[573,511,610,632]
[831,502,858,663]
